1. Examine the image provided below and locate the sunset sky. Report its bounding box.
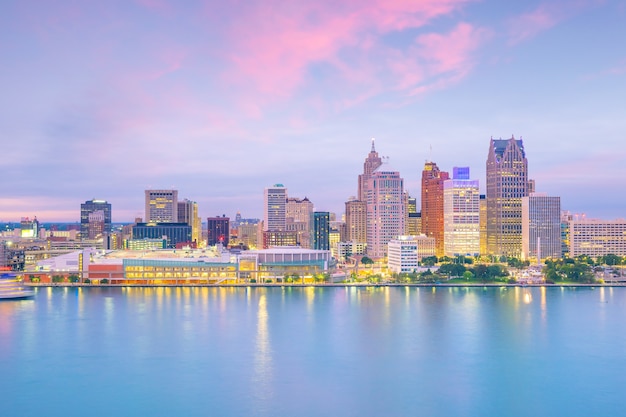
[1,0,625,222]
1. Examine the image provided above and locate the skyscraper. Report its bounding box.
[366,166,405,259]
[486,137,529,257]
[522,193,561,261]
[443,167,480,257]
[80,199,111,239]
[177,199,201,245]
[345,197,367,244]
[264,184,287,232]
[286,197,313,248]
[145,190,178,223]
[358,139,383,202]
[207,216,230,247]
[311,212,330,250]
[421,161,449,257]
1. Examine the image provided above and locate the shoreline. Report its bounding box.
[25,282,626,288]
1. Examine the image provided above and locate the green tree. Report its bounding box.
[421,256,438,267]
[68,274,80,283]
[100,278,109,284]
[361,256,374,266]
[52,275,64,283]
[463,271,474,280]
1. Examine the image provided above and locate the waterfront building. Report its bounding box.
[568,219,626,257]
[264,184,287,232]
[132,222,191,248]
[387,235,436,274]
[421,161,449,257]
[177,199,202,245]
[522,193,561,261]
[207,216,230,247]
[443,167,480,257]
[337,241,367,260]
[80,199,111,238]
[145,190,178,223]
[311,212,330,250]
[366,166,405,259]
[486,136,529,257]
[345,198,367,244]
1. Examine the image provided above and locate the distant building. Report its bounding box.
[358,139,383,202]
[132,222,191,248]
[345,198,367,244]
[286,197,313,248]
[207,216,230,247]
[80,199,111,238]
[311,212,330,250]
[388,235,436,274]
[522,193,561,261]
[479,195,487,256]
[20,217,39,238]
[262,230,298,248]
[177,199,202,245]
[486,137,530,257]
[569,219,626,257]
[421,161,449,257]
[366,166,405,259]
[87,210,105,239]
[145,190,178,223]
[443,167,480,257]
[264,184,287,232]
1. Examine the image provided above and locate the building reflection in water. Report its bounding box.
[253,292,273,408]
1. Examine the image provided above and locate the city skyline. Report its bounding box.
[2,1,625,222]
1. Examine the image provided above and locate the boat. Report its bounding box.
[0,274,35,300]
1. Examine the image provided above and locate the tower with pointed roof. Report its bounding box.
[486,136,529,257]
[358,138,383,202]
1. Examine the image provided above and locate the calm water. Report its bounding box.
[1,286,625,416]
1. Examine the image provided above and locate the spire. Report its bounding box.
[371,137,376,152]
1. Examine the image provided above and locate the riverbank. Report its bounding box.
[24,282,626,288]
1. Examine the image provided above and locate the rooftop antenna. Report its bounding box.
[371,137,376,152]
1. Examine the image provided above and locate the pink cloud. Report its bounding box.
[221,0,476,104]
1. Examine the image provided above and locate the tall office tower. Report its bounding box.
[443,167,480,257]
[87,210,105,239]
[407,212,422,236]
[522,193,561,261]
[286,197,314,247]
[358,139,383,201]
[421,161,449,257]
[145,190,178,223]
[486,137,529,257]
[264,184,287,232]
[207,216,230,246]
[177,199,201,245]
[311,212,330,250]
[407,197,418,214]
[560,211,574,258]
[366,166,405,259]
[479,195,487,256]
[345,197,367,244]
[80,199,112,239]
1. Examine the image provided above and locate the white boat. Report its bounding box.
[0,274,35,300]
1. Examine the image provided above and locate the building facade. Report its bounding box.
[366,167,405,259]
[443,167,480,257]
[486,137,529,257]
[264,184,287,232]
[421,161,449,257]
[387,235,436,273]
[207,216,230,247]
[522,193,562,261]
[177,199,202,245]
[145,190,178,223]
[569,219,626,257]
[311,212,330,250]
[132,222,191,248]
[80,199,111,238]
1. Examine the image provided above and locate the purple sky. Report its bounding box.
[1,0,625,222]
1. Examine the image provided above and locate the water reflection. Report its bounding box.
[253,293,273,409]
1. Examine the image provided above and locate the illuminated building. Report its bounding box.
[207,216,230,246]
[407,212,422,236]
[145,189,178,223]
[522,193,561,261]
[366,166,405,259]
[443,167,480,257]
[421,161,449,257]
[345,198,367,244]
[262,230,298,248]
[80,199,111,238]
[286,197,313,248]
[569,219,626,257]
[87,210,105,239]
[387,235,436,273]
[132,222,191,248]
[264,184,287,232]
[358,139,383,202]
[337,241,367,260]
[126,238,166,250]
[311,212,330,250]
[486,136,529,257]
[177,199,202,245]
[20,217,39,238]
[479,195,487,256]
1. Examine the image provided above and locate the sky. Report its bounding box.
[1,0,625,223]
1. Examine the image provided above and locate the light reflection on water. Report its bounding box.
[1,286,626,416]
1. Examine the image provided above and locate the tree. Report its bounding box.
[52,275,64,283]
[68,274,80,283]
[421,256,438,267]
[100,278,109,284]
[438,263,466,277]
[361,256,374,266]
[463,271,474,280]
